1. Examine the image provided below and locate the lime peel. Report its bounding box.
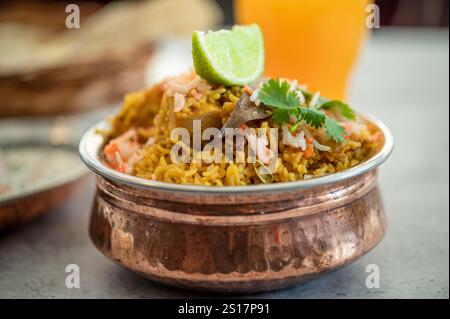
[192,24,265,86]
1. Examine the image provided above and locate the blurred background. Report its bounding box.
[0,0,448,117]
[0,0,448,298]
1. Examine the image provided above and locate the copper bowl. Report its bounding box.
[79,114,393,293]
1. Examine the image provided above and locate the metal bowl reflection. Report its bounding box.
[80,114,393,292]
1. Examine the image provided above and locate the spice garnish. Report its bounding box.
[257,79,355,143]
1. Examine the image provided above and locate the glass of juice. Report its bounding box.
[235,0,370,100]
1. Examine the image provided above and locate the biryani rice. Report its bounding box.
[102,74,381,186]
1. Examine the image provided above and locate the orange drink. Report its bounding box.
[235,0,370,100]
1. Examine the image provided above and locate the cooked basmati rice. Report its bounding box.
[101,74,382,186]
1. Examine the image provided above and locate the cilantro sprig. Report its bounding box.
[301,90,356,120]
[258,79,354,143]
[257,79,299,109]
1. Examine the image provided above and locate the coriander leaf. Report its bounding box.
[324,117,346,143]
[259,79,299,108]
[299,107,326,129]
[300,90,328,107]
[259,78,348,144]
[317,100,356,120]
[271,109,291,125]
[301,90,355,120]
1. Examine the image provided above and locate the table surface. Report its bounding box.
[0,28,448,299]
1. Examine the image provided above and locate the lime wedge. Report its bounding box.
[192,24,265,86]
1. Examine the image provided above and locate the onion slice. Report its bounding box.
[301,124,331,152]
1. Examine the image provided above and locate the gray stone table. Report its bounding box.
[0,28,448,299]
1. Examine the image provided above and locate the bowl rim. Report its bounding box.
[79,113,393,194]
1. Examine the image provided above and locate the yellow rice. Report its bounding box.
[103,80,381,186]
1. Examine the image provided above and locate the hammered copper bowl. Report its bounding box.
[79,115,393,293]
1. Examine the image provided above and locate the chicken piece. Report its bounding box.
[164,94,224,134]
[109,84,163,139]
[173,105,223,134]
